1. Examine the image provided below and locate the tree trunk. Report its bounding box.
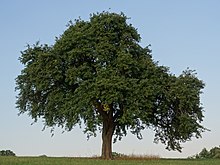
[101,119,114,159]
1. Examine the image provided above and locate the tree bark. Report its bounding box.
[101,117,114,159]
[95,101,115,159]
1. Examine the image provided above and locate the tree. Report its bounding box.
[15,12,206,159]
[209,146,220,158]
[0,150,16,156]
[189,146,220,159]
[199,148,209,159]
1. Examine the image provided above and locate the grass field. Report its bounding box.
[0,157,220,165]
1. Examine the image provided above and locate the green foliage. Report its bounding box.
[210,147,220,159]
[111,152,160,160]
[198,148,210,159]
[16,11,206,153]
[112,152,125,158]
[0,150,16,156]
[189,146,220,159]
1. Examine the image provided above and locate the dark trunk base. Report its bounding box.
[101,119,114,159]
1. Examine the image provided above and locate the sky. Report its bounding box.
[0,0,220,158]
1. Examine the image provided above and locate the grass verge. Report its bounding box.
[0,156,220,165]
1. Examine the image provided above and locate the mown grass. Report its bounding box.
[0,156,220,165]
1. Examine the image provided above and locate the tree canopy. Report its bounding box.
[189,146,220,159]
[16,12,206,159]
[0,150,16,156]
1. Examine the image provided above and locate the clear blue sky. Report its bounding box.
[0,0,219,158]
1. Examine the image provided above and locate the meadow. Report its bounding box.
[0,157,220,165]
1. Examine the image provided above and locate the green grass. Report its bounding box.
[0,157,220,165]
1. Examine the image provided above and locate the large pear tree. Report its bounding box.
[16,12,205,159]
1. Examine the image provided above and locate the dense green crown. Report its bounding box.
[16,12,205,151]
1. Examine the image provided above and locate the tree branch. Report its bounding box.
[93,99,108,119]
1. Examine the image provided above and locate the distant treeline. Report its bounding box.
[189,146,220,159]
[0,150,16,156]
